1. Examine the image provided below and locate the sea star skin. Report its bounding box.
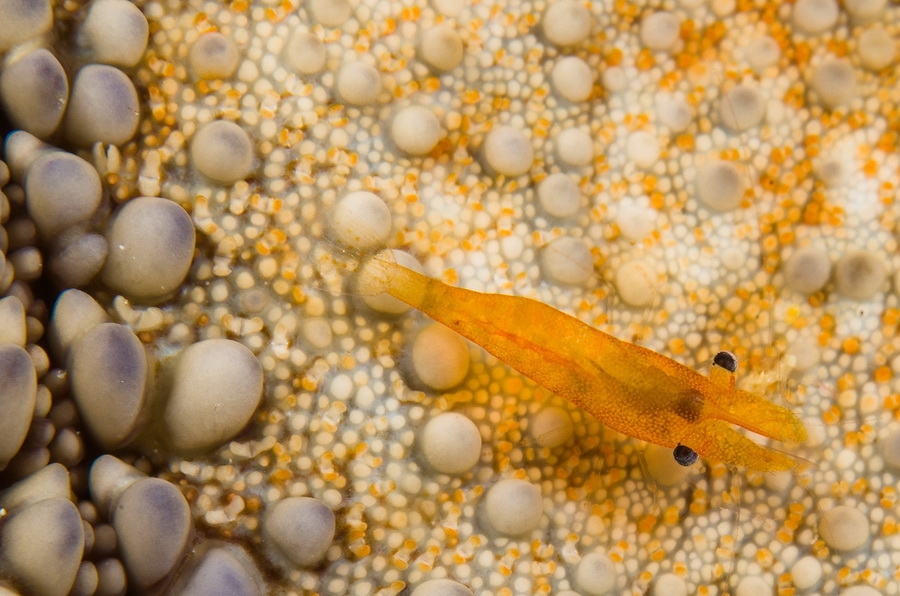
[30,0,900,594]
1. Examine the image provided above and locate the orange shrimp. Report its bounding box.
[356,252,808,472]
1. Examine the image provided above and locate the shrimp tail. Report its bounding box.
[354,251,397,297]
[680,418,801,472]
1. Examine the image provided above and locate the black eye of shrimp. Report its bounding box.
[673,443,699,466]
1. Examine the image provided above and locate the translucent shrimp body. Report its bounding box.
[358,253,808,472]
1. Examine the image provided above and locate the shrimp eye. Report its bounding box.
[673,443,699,466]
[713,350,738,373]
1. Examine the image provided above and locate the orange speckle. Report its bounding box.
[192,12,213,30]
[783,83,806,109]
[836,567,853,582]
[503,376,523,394]
[676,134,695,151]
[663,505,681,525]
[861,157,880,178]
[877,131,897,152]
[423,77,441,92]
[461,89,481,104]
[836,372,856,392]
[668,337,687,356]
[400,5,420,20]
[777,529,794,543]
[636,49,655,70]
[492,96,510,110]
[884,394,900,411]
[822,405,842,425]
[270,468,292,483]
[351,544,371,558]
[844,111,866,132]
[608,48,623,66]
[637,514,657,533]
[771,147,786,164]
[841,337,861,354]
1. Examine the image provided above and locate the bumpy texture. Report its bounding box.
[1,0,900,595]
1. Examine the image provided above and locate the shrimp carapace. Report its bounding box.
[357,250,808,472]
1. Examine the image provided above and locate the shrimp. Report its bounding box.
[356,252,808,472]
